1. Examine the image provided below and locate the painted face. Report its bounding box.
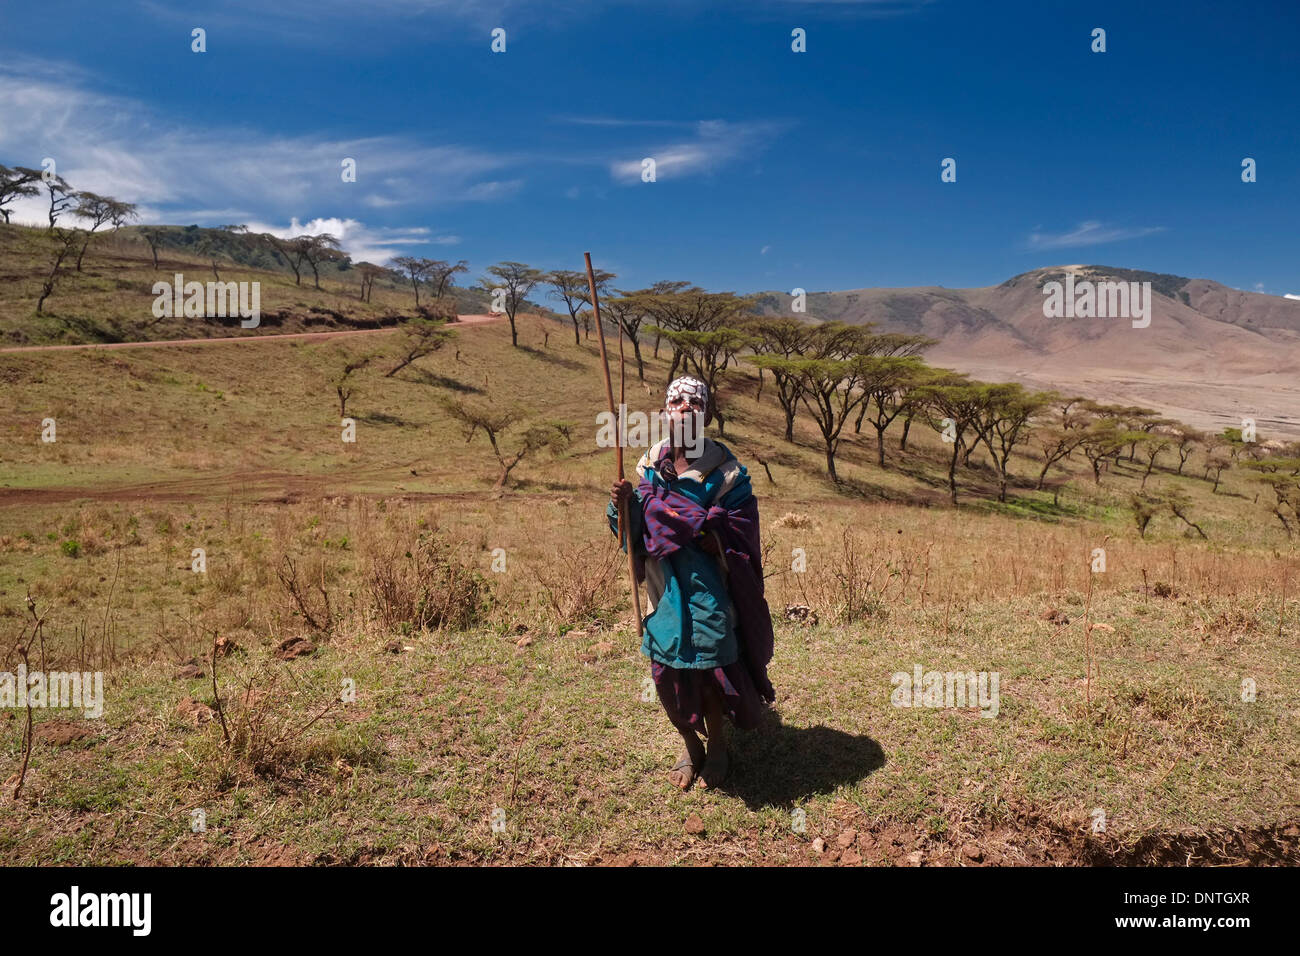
[663,377,709,453]
[666,394,704,416]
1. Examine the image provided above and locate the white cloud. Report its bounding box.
[1027,220,1166,249]
[1285,293,1300,301]
[0,62,522,228]
[243,217,459,264]
[462,179,524,200]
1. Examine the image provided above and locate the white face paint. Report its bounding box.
[663,377,708,456]
[664,400,705,456]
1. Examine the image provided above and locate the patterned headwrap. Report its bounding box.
[665,376,709,413]
[658,376,709,481]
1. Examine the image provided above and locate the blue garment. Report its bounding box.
[605,441,752,670]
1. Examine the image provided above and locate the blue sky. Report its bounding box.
[2,0,1297,295]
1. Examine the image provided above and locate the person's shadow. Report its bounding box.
[720,709,886,810]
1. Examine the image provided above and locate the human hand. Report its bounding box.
[610,479,634,509]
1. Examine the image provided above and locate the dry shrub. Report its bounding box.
[797,527,890,624]
[366,531,490,634]
[275,553,336,635]
[199,663,377,783]
[774,512,815,529]
[529,541,622,626]
[210,555,244,596]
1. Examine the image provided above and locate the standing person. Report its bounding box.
[607,376,775,790]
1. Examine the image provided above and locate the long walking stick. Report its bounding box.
[586,252,643,638]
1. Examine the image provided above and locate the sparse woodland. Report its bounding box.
[0,217,1297,867]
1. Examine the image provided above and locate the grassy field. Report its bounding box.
[1,236,1298,866]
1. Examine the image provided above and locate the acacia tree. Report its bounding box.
[852,331,935,434]
[1138,432,1174,489]
[139,226,166,269]
[334,353,373,418]
[196,224,245,281]
[1205,446,1233,493]
[757,327,874,482]
[968,384,1052,503]
[44,173,75,227]
[262,233,307,285]
[430,259,468,299]
[856,355,929,468]
[0,166,42,223]
[1163,486,1207,539]
[392,256,435,307]
[1243,455,1300,537]
[385,317,454,377]
[72,192,137,271]
[441,399,573,489]
[1171,427,1203,475]
[548,268,613,345]
[481,261,543,348]
[1118,406,1162,461]
[35,224,83,313]
[897,364,953,452]
[602,289,651,381]
[1033,420,1087,490]
[747,316,815,442]
[637,284,744,379]
[1129,491,1163,539]
[916,374,984,504]
[299,234,343,289]
[1077,419,1136,485]
[357,263,387,302]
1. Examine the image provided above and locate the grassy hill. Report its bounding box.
[0,237,1297,866]
[0,222,510,347]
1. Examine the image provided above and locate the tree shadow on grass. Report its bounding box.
[721,708,886,810]
[356,411,415,427]
[517,344,586,371]
[404,368,484,393]
[834,474,945,508]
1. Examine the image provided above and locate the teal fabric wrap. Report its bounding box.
[605,444,752,669]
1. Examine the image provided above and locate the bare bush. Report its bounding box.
[275,554,335,635]
[529,541,622,626]
[366,532,490,634]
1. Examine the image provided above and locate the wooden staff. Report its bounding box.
[586,252,643,638]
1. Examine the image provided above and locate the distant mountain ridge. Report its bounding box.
[754,265,1300,439]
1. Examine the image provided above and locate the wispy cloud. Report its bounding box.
[0,60,523,227]
[608,119,784,182]
[1027,221,1166,250]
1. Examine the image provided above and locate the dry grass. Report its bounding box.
[0,234,1297,865]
